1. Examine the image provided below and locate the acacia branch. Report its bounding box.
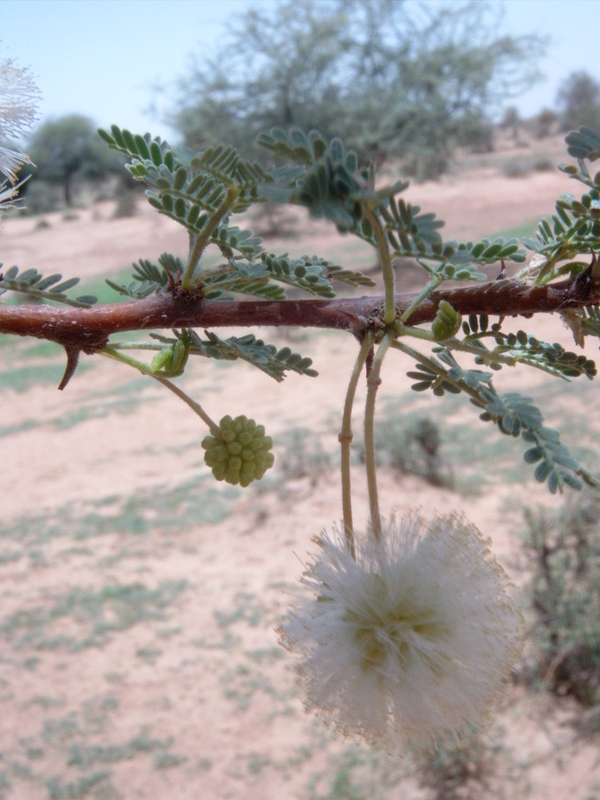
[0,273,598,352]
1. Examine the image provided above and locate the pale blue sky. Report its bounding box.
[1,0,600,144]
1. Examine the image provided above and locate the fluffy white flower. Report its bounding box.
[0,179,19,207]
[280,513,523,750]
[0,56,40,212]
[0,145,29,185]
[0,58,39,142]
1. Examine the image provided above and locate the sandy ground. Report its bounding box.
[1,144,600,799]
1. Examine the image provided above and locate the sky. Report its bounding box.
[1,0,600,144]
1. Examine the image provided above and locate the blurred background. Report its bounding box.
[1,0,600,210]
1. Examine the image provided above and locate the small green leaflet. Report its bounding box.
[150,329,318,382]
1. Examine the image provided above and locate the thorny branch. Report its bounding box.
[0,269,598,388]
[2,273,598,343]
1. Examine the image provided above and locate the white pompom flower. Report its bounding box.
[279,513,523,751]
[0,56,40,212]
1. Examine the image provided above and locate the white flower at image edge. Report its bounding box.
[0,55,40,211]
[279,513,524,750]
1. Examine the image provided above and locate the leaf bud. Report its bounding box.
[150,338,189,376]
[431,301,462,342]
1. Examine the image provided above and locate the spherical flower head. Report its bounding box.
[0,58,40,143]
[202,414,274,487]
[0,56,40,212]
[279,513,523,751]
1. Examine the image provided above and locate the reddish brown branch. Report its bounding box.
[0,274,598,352]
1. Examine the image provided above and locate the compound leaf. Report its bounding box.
[0,265,97,308]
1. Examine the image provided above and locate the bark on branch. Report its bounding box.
[0,273,598,352]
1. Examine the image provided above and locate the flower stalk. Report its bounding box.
[363,331,393,542]
[339,333,374,554]
[99,345,220,435]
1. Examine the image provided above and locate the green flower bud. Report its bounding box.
[202,415,275,486]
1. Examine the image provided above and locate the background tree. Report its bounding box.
[532,107,558,139]
[173,0,544,179]
[556,70,600,131]
[26,114,123,207]
[501,106,522,142]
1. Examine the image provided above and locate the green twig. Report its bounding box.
[99,345,220,435]
[104,342,165,352]
[180,188,240,290]
[399,276,442,324]
[363,205,396,325]
[364,331,393,542]
[339,333,374,556]
[151,375,221,435]
[99,344,154,373]
[394,321,437,342]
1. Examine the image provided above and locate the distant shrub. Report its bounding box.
[249,202,300,239]
[23,180,62,215]
[533,108,558,139]
[112,191,138,219]
[521,494,600,706]
[402,153,449,182]
[501,106,521,140]
[278,427,331,485]
[358,414,453,488]
[417,733,496,800]
[455,114,495,153]
[500,159,532,178]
